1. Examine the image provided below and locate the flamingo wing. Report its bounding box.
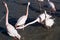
[6,23,19,37]
[45,19,54,27]
[15,15,27,26]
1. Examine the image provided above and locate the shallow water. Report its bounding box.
[0,0,60,40]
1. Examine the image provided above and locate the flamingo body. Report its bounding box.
[44,10,55,29]
[6,23,21,39]
[15,15,27,26]
[45,18,54,28]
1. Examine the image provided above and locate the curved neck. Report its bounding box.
[5,4,9,25]
[26,3,30,16]
[24,18,38,27]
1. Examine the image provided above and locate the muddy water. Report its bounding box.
[0,0,60,40]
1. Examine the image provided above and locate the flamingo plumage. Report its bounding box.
[45,18,55,29]
[44,10,55,29]
[15,2,30,29]
[3,2,21,40]
[16,10,52,29]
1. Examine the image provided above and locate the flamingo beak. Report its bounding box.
[15,25,20,29]
[51,8,56,13]
[15,25,19,28]
[15,25,24,29]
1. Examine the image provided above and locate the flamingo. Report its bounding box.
[16,10,52,29]
[15,2,30,29]
[47,0,56,12]
[39,10,52,23]
[44,10,55,29]
[3,2,21,40]
[44,18,55,29]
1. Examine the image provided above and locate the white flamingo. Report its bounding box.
[47,0,56,12]
[44,18,55,29]
[44,10,55,29]
[16,10,52,29]
[3,2,21,40]
[39,10,52,22]
[15,2,30,29]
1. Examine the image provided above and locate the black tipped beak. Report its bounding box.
[15,25,20,28]
[51,8,56,13]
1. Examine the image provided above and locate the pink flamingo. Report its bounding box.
[3,2,21,40]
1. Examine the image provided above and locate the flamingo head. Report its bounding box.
[15,25,25,29]
[50,8,56,13]
[3,1,7,7]
[28,2,30,6]
[15,24,19,28]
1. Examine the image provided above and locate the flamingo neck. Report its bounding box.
[44,10,47,16]
[26,4,29,16]
[44,10,47,24]
[24,18,38,27]
[5,5,9,25]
